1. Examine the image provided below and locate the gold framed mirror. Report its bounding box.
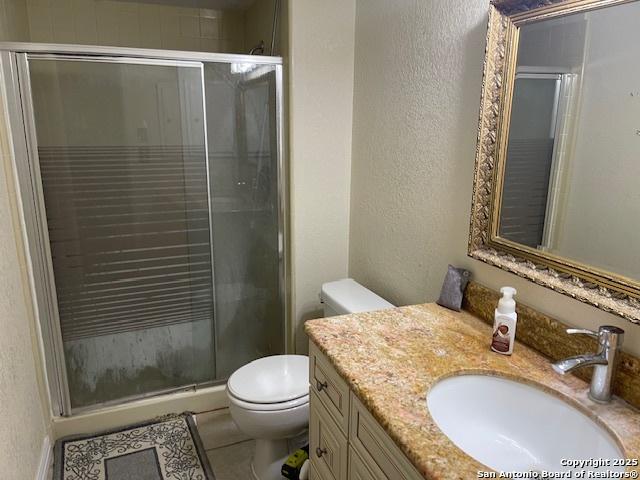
[469,0,640,324]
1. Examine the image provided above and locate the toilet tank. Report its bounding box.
[320,278,394,317]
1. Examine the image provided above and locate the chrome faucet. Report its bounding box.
[552,325,624,403]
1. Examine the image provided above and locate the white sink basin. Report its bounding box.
[427,375,624,474]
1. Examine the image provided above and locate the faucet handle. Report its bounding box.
[567,326,624,349]
[566,328,598,338]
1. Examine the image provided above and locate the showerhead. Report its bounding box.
[249,41,265,56]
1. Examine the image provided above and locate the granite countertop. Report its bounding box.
[304,303,640,479]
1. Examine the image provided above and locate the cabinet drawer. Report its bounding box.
[350,393,423,480]
[309,341,350,433]
[349,447,380,480]
[310,391,348,480]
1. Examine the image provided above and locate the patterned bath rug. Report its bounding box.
[53,413,215,480]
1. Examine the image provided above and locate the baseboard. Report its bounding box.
[35,435,52,480]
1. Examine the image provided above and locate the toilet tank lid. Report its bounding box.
[320,278,394,315]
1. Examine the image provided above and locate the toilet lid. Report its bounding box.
[227,355,309,404]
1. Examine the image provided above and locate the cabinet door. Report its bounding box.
[309,460,324,480]
[310,391,348,480]
[349,447,380,480]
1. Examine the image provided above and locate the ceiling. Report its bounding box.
[116,0,258,10]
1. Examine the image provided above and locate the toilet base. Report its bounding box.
[250,438,289,480]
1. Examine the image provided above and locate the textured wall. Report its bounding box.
[348,0,640,356]
[349,0,488,305]
[0,80,50,479]
[288,0,356,353]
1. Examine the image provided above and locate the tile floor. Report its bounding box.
[196,409,255,479]
[206,440,255,479]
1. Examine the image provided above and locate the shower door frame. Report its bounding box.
[0,43,288,417]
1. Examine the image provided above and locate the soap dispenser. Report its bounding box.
[491,287,517,355]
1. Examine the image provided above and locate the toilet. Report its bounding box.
[226,278,394,480]
[227,355,309,480]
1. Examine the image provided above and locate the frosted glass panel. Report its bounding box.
[204,63,284,378]
[29,59,216,408]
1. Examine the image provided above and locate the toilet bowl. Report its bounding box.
[227,355,309,480]
[226,278,394,480]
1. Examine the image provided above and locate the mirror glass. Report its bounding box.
[498,1,640,282]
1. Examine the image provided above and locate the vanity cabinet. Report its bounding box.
[308,342,423,480]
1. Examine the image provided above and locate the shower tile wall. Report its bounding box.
[28,0,245,52]
[0,0,278,55]
[0,0,29,41]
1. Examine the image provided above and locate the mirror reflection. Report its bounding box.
[498,1,640,282]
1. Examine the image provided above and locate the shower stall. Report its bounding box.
[0,44,286,416]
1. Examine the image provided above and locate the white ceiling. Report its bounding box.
[116,0,258,10]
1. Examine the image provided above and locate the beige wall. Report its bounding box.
[349,0,487,305]
[348,0,640,357]
[0,74,51,478]
[288,0,356,353]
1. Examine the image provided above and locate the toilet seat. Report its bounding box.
[228,391,309,411]
[227,354,309,407]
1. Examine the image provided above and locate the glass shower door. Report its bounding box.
[204,62,284,379]
[27,57,216,409]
